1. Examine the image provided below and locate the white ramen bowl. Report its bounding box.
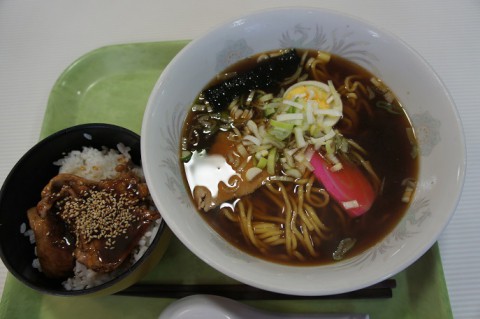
[141,7,465,295]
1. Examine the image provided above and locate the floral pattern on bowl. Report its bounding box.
[215,39,254,72]
[411,111,442,156]
[216,23,379,74]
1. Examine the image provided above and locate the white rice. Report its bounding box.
[53,143,134,180]
[20,224,36,244]
[24,144,159,290]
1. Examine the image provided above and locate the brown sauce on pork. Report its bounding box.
[27,167,159,278]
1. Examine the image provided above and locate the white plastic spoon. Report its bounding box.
[158,295,369,319]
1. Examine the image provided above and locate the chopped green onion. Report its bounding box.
[262,102,283,110]
[285,168,302,179]
[332,238,357,261]
[263,135,285,149]
[325,139,335,154]
[181,150,192,162]
[305,103,314,124]
[246,167,263,181]
[313,109,342,117]
[269,128,291,141]
[246,120,260,138]
[243,135,261,146]
[267,147,277,175]
[326,153,340,165]
[269,120,294,141]
[286,106,297,113]
[384,91,395,103]
[370,77,388,93]
[257,157,268,169]
[191,104,206,112]
[264,107,276,117]
[312,129,336,149]
[402,185,415,203]
[276,113,304,121]
[317,51,331,63]
[309,124,323,138]
[250,144,271,153]
[270,119,295,131]
[294,127,307,148]
[259,93,274,102]
[376,101,400,114]
[245,90,255,106]
[236,143,248,158]
[283,148,295,168]
[293,151,305,162]
[255,149,268,159]
[331,162,343,172]
[283,99,304,110]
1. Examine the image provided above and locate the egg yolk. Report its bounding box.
[284,86,330,109]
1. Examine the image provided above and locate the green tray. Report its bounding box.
[0,41,452,319]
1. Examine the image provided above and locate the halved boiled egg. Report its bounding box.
[283,80,343,132]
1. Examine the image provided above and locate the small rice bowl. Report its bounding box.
[22,143,160,290]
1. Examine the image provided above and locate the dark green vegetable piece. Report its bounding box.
[202,49,300,112]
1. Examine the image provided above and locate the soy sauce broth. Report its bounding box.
[180,49,419,265]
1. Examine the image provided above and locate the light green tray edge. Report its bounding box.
[0,41,453,319]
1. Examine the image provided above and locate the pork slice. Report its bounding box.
[74,207,158,273]
[29,172,160,276]
[193,132,269,211]
[27,207,75,278]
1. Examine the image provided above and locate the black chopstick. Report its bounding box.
[114,278,396,300]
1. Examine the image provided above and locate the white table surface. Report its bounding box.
[1,0,479,318]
